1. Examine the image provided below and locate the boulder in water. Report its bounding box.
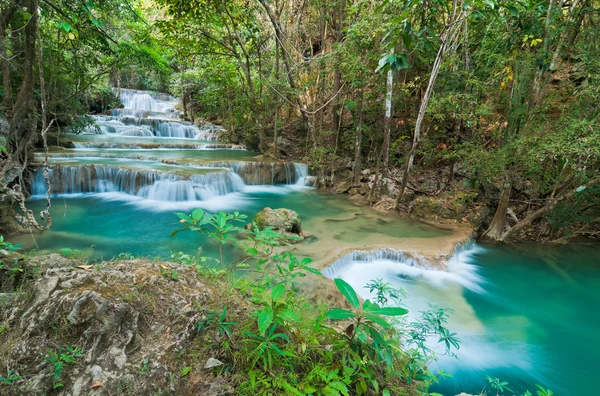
[248,207,307,241]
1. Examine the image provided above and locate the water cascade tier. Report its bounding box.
[31,162,310,201]
[31,165,245,201]
[80,88,223,140]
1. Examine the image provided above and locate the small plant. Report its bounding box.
[486,376,514,395]
[45,346,84,388]
[364,278,405,305]
[0,235,21,252]
[243,323,293,370]
[328,278,408,365]
[59,247,92,261]
[0,369,20,386]
[160,264,179,281]
[171,209,247,268]
[197,307,236,338]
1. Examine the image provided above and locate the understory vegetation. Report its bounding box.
[0,218,554,395]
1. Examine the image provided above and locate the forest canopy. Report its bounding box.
[0,0,599,241]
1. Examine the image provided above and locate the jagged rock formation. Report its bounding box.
[0,254,251,395]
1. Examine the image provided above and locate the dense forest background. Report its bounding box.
[0,0,599,242]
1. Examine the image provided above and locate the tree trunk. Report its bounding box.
[0,5,16,109]
[393,7,465,209]
[10,0,38,152]
[331,0,345,136]
[382,53,393,179]
[352,88,364,185]
[258,0,309,125]
[482,178,512,241]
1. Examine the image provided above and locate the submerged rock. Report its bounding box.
[247,207,308,241]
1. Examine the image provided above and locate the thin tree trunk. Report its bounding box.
[331,0,345,137]
[382,50,394,179]
[258,0,309,125]
[353,88,364,185]
[394,5,465,209]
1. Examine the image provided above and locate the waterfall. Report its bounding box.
[117,88,177,113]
[31,165,245,202]
[75,88,224,141]
[322,236,482,292]
[205,161,301,185]
[322,248,431,279]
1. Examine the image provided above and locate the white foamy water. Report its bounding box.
[78,89,223,140]
[322,243,534,373]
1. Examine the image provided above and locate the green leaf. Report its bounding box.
[257,307,273,335]
[334,278,360,308]
[180,366,191,377]
[368,306,408,316]
[280,380,304,396]
[383,389,391,396]
[271,283,286,300]
[364,314,391,329]
[327,308,355,320]
[304,267,322,275]
[191,208,206,221]
[506,5,519,17]
[278,310,299,323]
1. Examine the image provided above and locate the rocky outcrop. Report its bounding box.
[247,207,310,241]
[0,254,249,395]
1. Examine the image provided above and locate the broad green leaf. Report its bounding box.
[278,310,299,322]
[364,314,391,329]
[191,208,205,221]
[334,278,360,308]
[271,283,286,300]
[369,306,408,316]
[257,307,273,335]
[327,308,355,320]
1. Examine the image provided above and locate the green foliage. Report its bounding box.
[172,209,247,268]
[0,369,20,386]
[197,307,237,338]
[59,247,92,261]
[45,346,84,389]
[0,236,22,252]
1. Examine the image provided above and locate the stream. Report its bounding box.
[17,89,598,395]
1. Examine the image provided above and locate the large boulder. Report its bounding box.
[248,207,308,241]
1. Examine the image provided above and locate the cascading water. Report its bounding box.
[31,165,245,202]
[78,88,223,140]
[203,161,312,186]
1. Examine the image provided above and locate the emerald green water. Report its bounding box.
[333,242,600,395]
[17,186,600,395]
[45,148,257,163]
[16,190,449,261]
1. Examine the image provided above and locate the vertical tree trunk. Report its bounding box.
[331,0,345,139]
[0,5,16,109]
[353,88,364,185]
[10,0,38,147]
[272,42,280,158]
[382,51,394,179]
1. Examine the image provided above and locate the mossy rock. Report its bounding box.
[252,207,303,236]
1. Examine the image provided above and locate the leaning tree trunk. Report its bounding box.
[393,3,466,210]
